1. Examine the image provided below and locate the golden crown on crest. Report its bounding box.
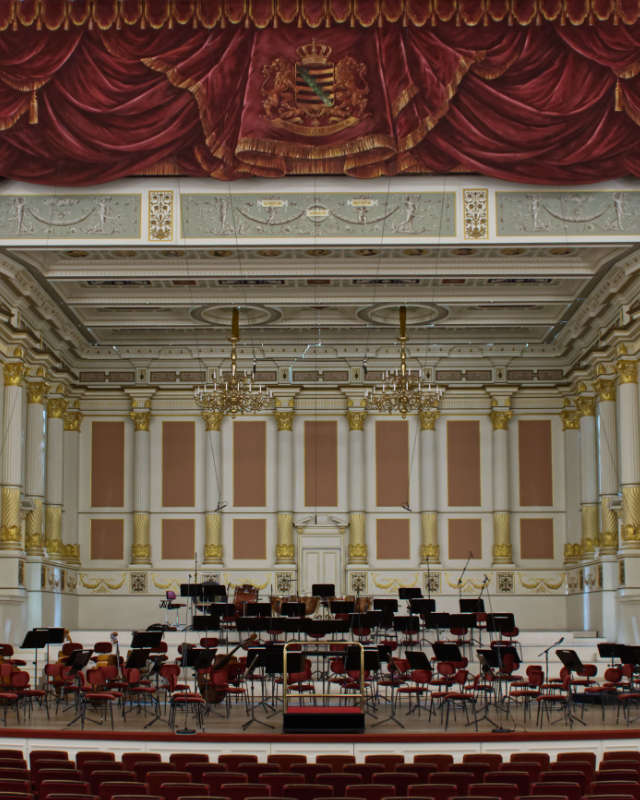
[296,41,332,65]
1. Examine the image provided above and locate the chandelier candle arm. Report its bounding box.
[364,305,444,418]
[194,307,273,417]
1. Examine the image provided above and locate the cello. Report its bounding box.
[198,634,257,703]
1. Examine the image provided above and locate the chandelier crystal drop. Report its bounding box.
[364,306,444,418]
[193,307,273,417]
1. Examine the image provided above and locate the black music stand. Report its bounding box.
[460,598,484,612]
[312,583,335,597]
[425,612,450,639]
[65,649,94,728]
[374,598,399,613]
[246,602,272,617]
[475,648,515,732]
[281,602,305,617]
[432,642,462,663]
[556,649,587,726]
[598,642,624,667]
[243,647,275,730]
[192,615,220,632]
[21,629,49,689]
[331,600,355,615]
[399,588,422,599]
[131,631,163,650]
[410,598,435,614]
[203,583,227,602]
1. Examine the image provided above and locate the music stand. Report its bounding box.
[410,598,435,614]
[432,642,462,663]
[486,613,515,632]
[312,583,335,598]
[475,649,514,732]
[374,598,399,613]
[125,648,151,670]
[243,647,275,730]
[131,631,163,650]
[281,602,305,617]
[460,598,484,612]
[556,649,587,726]
[246,602,272,617]
[202,583,227,601]
[65,649,94,728]
[331,600,355,615]
[425,612,450,639]
[192,615,220,632]
[598,642,624,667]
[399,588,422,599]
[21,629,49,688]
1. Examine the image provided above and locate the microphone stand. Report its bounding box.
[538,636,565,685]
[457,552,472,604]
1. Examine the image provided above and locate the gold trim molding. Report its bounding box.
[275,411,294,432]
[419,410,439,431]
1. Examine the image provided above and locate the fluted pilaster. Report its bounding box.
[62,400,82,564]
[576,391,598,557]
[617,352,640,548]
[419,409,439,563]
[0,351,25,551]
[128,393,153,564]
[275,396,295,564]
[347,399,368,564]
[203,410,224,564]
[595,374,618,554]
[45,388,67,558]
[491,406,513,564]
[24,373,48,556]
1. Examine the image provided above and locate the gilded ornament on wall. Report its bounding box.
[594,377,616,402]
[463,188,488,239]
[575,395,596,417]
[351,572,367,594]
[130,572,147,593]
[202,411,223,431]
[149,189,174,241]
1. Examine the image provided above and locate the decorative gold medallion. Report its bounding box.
[262,41,368,137]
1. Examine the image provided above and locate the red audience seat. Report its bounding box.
[161,783,209,800]
[557,754,596,768]
[220,756,260,769]
[243,765,280,781]
[283,784,336,800]
[100,783,148,800]
[469,783,519,800]
[259,772,306,794]
[366,758,405,770]
[602,754,640,763]
[347,784,398,800]
[510,756,550,769]
[316,758,356,771]
[169,754,209,770]
[324,774,365,795]
[414,759,454,772]
[291,765,332,781]
[484,771,531,794]
[464,757,503,770]
[221,782,273,800]
[268,756,308,770]
[76,752,116,769]
[203,771,249,793]
[146,771,191,794]
[530,782,582,800]
[428,773,474,794]
[121,753,162,771]
[591,784,640,800]
[500,764,542,782]
[408,784,458,800]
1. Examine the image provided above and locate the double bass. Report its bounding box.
[197,634,257,703]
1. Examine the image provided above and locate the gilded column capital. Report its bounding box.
[3,361,24,387]
[575,395,596,417]
[490,409,512,431]
[419,410,439,431]
[617,358,637,384]
[47,397,68,419]
[26,379,49,404]
[63,403,83,432]
[561,407,580,430]
[347,410,367,431]
[129,398,151,431]
[275,411,294,431]
[594,377,617,402]
[563,542,582,563]
[202,410,223,431]
[63,543,81,565]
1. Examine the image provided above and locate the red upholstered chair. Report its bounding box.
[583,795,636,800]
[366,756,406,770]
[591,784,640,800]
[510,755,550,768]
[76,752,116,769]
[291,765,332,781]
[0,779,30,795]
[594,771,640,784]
[221,783,273,800]
[169,755,209,771]
[324,775,365,795]
[39,779,90,800]
[89,771,137,794]
[398,766,441,783]
[0,767,29,782]
[132,762,170,782]
[408,785,458,800]
[31,750,69,767]
[268,756,307,770]
[484,771,531,795]
[316,758,356,771]
[146,771,191,795]
[469,785,519,800]
[121,753,162,771]
[242,765,279,781]
[602,754,640,763]
[347,785,398,800]
[81,762,123,780]
[283,785,336,800]
[500,763,541,782]
[259,773,306,795]
[540,770,590,792]
[220,755,259,769]
[530,782,582,800]
[161,783,209,800]
[414,758,454,771]
[100,782,148,800]
[464,755,503,770]
[203,772,250,794]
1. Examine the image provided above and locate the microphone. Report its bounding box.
[401,503,412,512]
[214,501,227,512]
[483,574,490,584]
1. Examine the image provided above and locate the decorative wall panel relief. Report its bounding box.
[463,188,488,239]
[79,573,127,592]
[66,571,78,591]
[151,575,180,591]
[0,194,141,238]
[518,573,565,593]
[445,574,486,593]
[350,572,367,594]
[496,572,514,593]
[148,190,173,241]
[371,573,420,591]
[222,573,272,590]
[497,191,640,236]
[181,193,456,239]
[130,572,147,593]
[425,571,440,594]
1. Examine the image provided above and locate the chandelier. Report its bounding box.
[194,307,273,417]
[365,306,444,418]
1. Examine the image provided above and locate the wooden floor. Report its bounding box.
[5,693,640,744]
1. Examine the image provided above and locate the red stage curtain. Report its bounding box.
[0,22,639,183]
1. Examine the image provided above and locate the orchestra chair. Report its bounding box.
[121,667,158,717]
[316,758,356,771]
[146,771,191,795]
[44,795,95,800]
[81,668,121,729]
[407,787,458,800]
[203,772,249,794]
[442,671,477,730]
[168,691,206,732]
[158,664,190,709]
[9,670,48,719]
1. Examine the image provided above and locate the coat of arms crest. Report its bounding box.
[262,41,369,136]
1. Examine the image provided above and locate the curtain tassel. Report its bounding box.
[29,90,38,125]
[615,77,624,111]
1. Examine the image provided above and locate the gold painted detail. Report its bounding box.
[463,188,488,240]
[275,410,294,432]
[276,543,295,561]
[581,503,599,556]
[561,407,580,430]
[64,543,80,564]
[617,359,638,384]
[63,402,83,431]
[348,542,368,562]
[262,42,369,137]
[204,511,223,564]
[152,575,179,590]
[223,574,270,590]
[348,511,367,563]
[575,395,596,417]
[493,511,512,564]
[420,544,440,561]
[519,574,565,592]
[25,498,43,555]
[27,380,49,404]
[419,410,439,431]
[45,505,63,556]
[347,410,366,431]
[420,511,439,563]
[202,411,223,432]
[490,410,512,431]
[372,573,418,590]
[131,512,151,564]
[3,362,24,387]
[79,574,126,592]
[149,189,174,241]
[130,410,150,432]
[445,575,486,592]
[599,495,618,554]
[564,542,582,563]
[621,485,640,548]
[0,486,21,550]
[595,377,617,402]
